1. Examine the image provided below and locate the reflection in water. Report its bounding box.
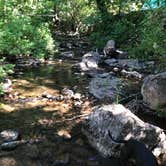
[16,60,87,92]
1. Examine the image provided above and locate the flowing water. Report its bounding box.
[0,58,102,166]
[0,39,165,165]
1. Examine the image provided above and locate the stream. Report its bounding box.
[0,48,103,166]
[0,36,165,166]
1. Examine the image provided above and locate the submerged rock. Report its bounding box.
[141,71,166,110]
[82,104,166,158]
[0,130,19,142]
[1,140,27,151]
[89,74,125,101]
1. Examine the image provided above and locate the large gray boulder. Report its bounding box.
[82,104,166,158]
[141,72,166,109]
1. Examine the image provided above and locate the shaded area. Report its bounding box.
[0,58,103,166]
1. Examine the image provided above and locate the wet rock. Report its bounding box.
[121,69,143,80]
[60,51,74,58]
[0,130,19,142]
[79,51,100,71]
[57,130,71,140]
[73,100,83,107]
[118,59,145,70]
[52,154,69,166]
[16,58,41,68]
[103,40,116,58]
[89,74,125,101]
[1,79,12,93]
[56,95,64,101]
[73,93,82,100]
[115,49,128,59]
[105,59,154,71]
[82,104,166,158]
[141,72,166,109]
[103,40,128,59]
[104,59,118,68]
[42,92,57,100]
[61,88,74,99]
[1,140,27,151]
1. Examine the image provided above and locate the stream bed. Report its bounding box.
[0,37,165,165]
[0,58,103,166]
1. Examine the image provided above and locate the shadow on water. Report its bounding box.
[0,59,104,166]
[0,56,165,165]
[16,60,87,92]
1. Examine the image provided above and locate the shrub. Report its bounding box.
[0,1,55,59]
[0,15,55,59]
[129,8,166,60]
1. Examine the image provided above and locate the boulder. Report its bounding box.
[89,74,125,101]
[82,104,166,158]
[79,51,100,71]
[103,40,128,58]
[141,72,166,109]
[103,40,116,57]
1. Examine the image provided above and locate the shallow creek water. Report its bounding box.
[0,59,104,166]
[0,57,165,165]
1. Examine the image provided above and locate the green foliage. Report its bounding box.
[54,0,97,33]
[89,15,138,48]
[129,8,166,60]
[88,1,165,63]
[0,0,55,59]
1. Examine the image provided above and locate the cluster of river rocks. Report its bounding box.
[1,39,166,165]
[77,40,166,110]
[76,40,166,164]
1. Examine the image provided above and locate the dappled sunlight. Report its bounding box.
[0,157,17,166]
[12,78,59,98]
[0,103,15,112]
[57,129,71,139]
[43,101,72,113]
[0,0,165,164]
[38,118,54,127]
